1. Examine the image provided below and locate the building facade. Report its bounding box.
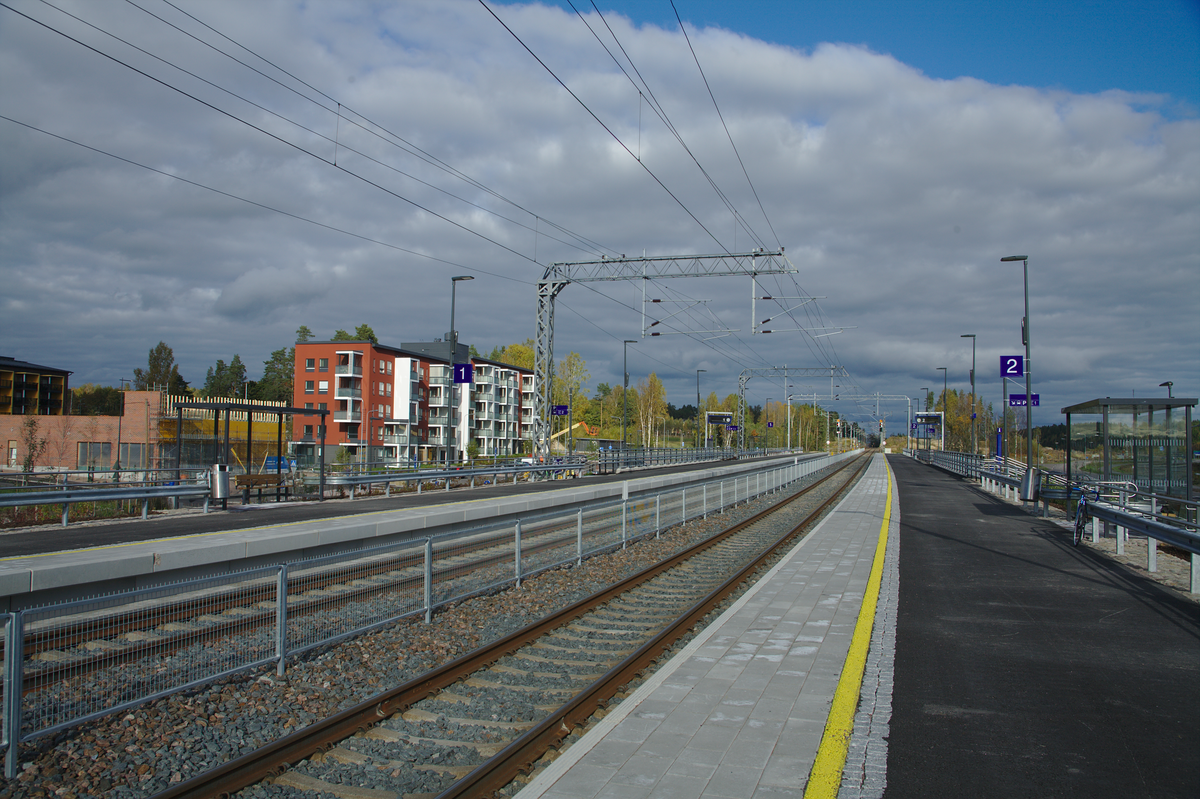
[0,357,71,416]
[291,341,533,466]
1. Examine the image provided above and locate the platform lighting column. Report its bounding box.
[937,367,947,451]
[622,340,636,454]
[449,275,473,464]
[696,369,706,448]
[919,387,930,454]
[766,398,772,451]
[962,333,977,463]
[1001,255,1036,500]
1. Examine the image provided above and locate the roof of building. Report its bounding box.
[296,340,532,373]
[1060,397,1197,414]
[0,356,72,376]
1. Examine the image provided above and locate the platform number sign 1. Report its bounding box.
[1000,355,1024,378]
[453,363,473,384]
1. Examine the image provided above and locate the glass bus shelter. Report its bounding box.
[1061,397,1196,503]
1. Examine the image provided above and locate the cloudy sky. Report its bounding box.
[2,0,1197,429]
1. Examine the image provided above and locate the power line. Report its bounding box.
[480,0,731,254]
[670,0,781,250]
[0,114,529,287]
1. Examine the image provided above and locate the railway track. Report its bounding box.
[18,497,646,692]
[149,452,869,799]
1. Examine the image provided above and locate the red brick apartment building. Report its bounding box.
[292,340,534,465]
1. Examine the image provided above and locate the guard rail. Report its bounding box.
[0,483,213,526]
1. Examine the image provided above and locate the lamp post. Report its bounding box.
[921,386,931,453]
[765,398,772,450]
[937,367,947,451]
[1160,381,1173,398]
[448,275,474,464]
[696,369,706,448]
[1001,254,1036,500]
[961,334,976,458]
[622,340,636,452]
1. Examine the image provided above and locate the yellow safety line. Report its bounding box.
[803,459,893,798]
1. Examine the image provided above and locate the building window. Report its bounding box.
[318,380,328,394]
[77,442,112,470]
[318,358,328,372]
[305,402,314,411]
[318,402,327,411]
[305,380,314,394]
[305,358,315,372]
[387,361,393,375]
[303,425,314,439]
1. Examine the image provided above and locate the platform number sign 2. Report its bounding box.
[1000,355,1024,378]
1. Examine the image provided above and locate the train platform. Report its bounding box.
[516,453,1199,799]
[517,453,898,799]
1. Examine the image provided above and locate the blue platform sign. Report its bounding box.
[453,363,473,384]
[727,425,739,431]
[551,405,569,416]
[1009,394,1039,407]
[767,421,774,428]
[1001,355,1024,377]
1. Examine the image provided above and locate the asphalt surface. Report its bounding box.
[0,457,758,559]
[885,455,1199,798]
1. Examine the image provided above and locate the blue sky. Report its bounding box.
[540,0,1200,109]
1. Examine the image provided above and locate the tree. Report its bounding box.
[255,347,294,404]
[20,416,47,473]
[331,324,377,343]
[72,384,123,415]
[132,341,187,393]
[487,340,535,370]
[202,354,248,398]
[295,325,314,343]
[634,373,667,447]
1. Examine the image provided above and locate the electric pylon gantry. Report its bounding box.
[534,250,794,460]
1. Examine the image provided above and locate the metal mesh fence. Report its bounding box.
[2,452,853,770]
[285,542,426,657]
[17,567,280,743]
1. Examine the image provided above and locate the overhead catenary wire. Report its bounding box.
[28,0,612,262]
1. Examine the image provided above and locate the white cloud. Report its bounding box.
[0,0,1195,420]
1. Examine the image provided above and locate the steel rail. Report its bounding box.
[147,454,865,799]
[436,454,870,798]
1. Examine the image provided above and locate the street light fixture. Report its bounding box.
[622,340,637,452]
[695,369,706,448]
[1160,381,1174,398]
[961,334,976,458]
[448,275,474,463]
[1001,254,1036,500]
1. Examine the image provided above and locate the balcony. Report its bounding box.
[333,410,361,423]
[380,433,409,445]
[336,365,362,376]
[335,387,362,400]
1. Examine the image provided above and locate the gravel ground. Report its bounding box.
[0,463,851,799]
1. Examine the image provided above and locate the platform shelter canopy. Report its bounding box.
[1061,397,1196,502]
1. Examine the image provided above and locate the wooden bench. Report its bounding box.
[235,473,290,504]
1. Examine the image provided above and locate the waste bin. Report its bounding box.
[1020,466,1039,502]
[210,463,230,500]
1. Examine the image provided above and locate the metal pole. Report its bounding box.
[696,369,705,448]
[622,340,635,454]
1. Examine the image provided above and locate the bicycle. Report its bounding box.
[1073,488,1099,546]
